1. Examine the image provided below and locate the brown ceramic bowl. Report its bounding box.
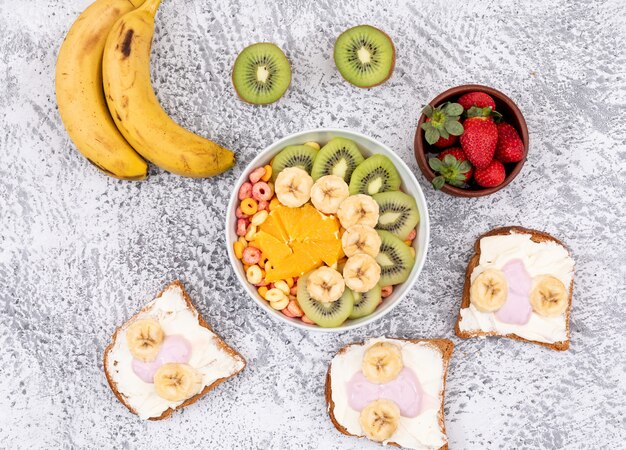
[414,84,529,197]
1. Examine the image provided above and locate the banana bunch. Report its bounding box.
[56,0,234,180]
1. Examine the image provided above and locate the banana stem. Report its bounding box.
[139,0,162,16]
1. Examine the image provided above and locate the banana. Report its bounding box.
[306,266,345,302]
[310,175,350,214]
[470,268,508,312]
[274,167,314,207]
[359,399,401,442]
[337,194,380,229]
[343,254,381,292]
[530,275,568,317]
[126,318,164,362]
[102,0,235,177]
[341,224,382,258]
[55,0,148,180]
[154,363,203,402]
[362,342,403,383]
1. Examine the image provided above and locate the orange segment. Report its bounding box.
[260,203,343,281]
[253,231,292,262]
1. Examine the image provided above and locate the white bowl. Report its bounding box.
[226,129,430,332]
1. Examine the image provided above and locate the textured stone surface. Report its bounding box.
[1,0,625,448]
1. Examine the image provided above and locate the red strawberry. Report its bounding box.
[494,123,524,163]
[458,92,496,111]
[426,119,459,148]
[474,160,506,187]
[460,117,498,169]
[428,147,473,189]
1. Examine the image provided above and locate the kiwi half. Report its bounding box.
[311,138,364,182]
[297,272,354,327]
[349,154,401,195]
[348,284,382,319]
[333,25,395,88]
[376,230,415,286]
[373,191,420,240]
[271,145,318,181]
[232,43,291,104]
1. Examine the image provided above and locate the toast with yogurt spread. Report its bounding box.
[325,338,453,450]
[104,280,246,420]
[455,226,574,351]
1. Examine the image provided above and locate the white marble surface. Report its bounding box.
[1,0,625,449]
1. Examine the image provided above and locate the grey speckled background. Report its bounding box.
[1,0,626,448]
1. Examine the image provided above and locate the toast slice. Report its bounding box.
[104,280,246,420]
[454,226,574,351]
[325,338,453,450]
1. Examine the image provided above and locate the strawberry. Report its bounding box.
[474,160,506,187]
[428,147,473,189]
[421,102,464,147]
[460,117,498,169]
[458,91,496,111]
[494,123,524,163]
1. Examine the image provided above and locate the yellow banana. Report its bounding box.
[102,0,235,177]
[56,0,148,180]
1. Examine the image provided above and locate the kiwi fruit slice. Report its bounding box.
[232,43,291,104]
[333,25,395,88]
[311,138,365,182]
[376,230,415,286]
[349,154,401,195]
[271,145,318,181]
[348,284,382,319]
[297,272,354,327]
[373,191,420,240]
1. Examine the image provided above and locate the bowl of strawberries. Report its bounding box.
[413,85,528,197]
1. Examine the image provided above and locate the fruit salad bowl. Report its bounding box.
[226,129,430,332]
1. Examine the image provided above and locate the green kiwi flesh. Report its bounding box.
[297,272,354,327]
[271,145,318,181]
[333,25,395,88]
[373,191,420,240]
[348,284,382,319]
[349,154,401,195]
[232,43,291,104]
[375,230,415,286]
[310,137,364,182]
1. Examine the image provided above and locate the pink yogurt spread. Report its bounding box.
[132,335,192,383]
[347,367,423,417]
[494,259,532,325]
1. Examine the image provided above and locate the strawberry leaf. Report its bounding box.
[425,128,440,145]
[444,102,463,116]
[428,157,444,171]
[445,120,464,136]
[439,128,450,139]
[421,105,434,117]
[432,176,446,190]
[443,154,456,166]
[459,160,472,172]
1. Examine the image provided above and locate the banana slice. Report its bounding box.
[306,266,345,302]
[359,399,401,442]
[470,268,508,312]
[337,194,380,229]
[310,175,350,214]
[274,167,314,207]
[342,224,382,258]
[126,318,164,362]
[530,275,568,317]
[343,254,381,292]
[362,341,403,383]
[154,363,203,402]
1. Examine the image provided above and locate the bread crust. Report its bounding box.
[325,338,453,450]
[103,280,246,420]
[454,226,573,351]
